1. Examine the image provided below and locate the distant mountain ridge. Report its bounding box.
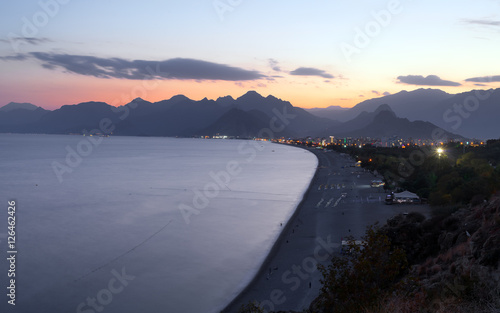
[0,92,332,138]
[0,102,40,112]
[306,88,500,139]
[0,89,487,139]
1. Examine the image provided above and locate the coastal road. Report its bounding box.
[222,147,431,313]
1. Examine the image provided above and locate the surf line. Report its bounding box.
[74,219,173,282]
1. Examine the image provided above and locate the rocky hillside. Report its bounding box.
[307,197,500,313]
[241,196,500,313]
[375,196,500,312]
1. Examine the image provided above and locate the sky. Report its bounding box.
[0,0,499,110]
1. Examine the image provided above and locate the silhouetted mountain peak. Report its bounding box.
[412,88,450,96]
[131,97,151,103]
[126,97,151,106]
[265,94,280,101]
[168,95,192,103]
[215,95,235,107]
[216,95,234,101]
[0,102,39,112]
[237,90,264,101]
[374,103,394,114]
[72,101,110,108]
[373,109,397,121]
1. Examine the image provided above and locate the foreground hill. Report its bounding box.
[304,196,500,313]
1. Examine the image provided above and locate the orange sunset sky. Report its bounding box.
[1,0,499,110]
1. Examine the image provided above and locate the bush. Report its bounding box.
[317,226,407,313]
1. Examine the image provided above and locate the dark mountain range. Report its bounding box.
[0,90,474,139]
[315,104,461,140]
[0,91,332,138]
[318,104,393,137]
[306,105,349,120]
[306,88,500,139]
[336,109,460,140]
[34,102,119,134]
[306,89,453,122]
[0,105,48,132]
[197,108,272,138]
[0,102,40,112]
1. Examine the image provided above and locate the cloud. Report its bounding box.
[3,52,265,81]
[290,67,334,79]
[372,90,391,96]
[0,37,52,46]
[397,75,462,86]
[465,75,500,83]
[475,83,487,86]
[268,58,281,72]
[463,19,500,27]
[0,54,29,61]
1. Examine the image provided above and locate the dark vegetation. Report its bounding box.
[241,199,500,312]
[327,140,500,207]
[239,141,500,313]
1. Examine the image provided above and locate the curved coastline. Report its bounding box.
[222,145,432,312]
[221,145,320,312]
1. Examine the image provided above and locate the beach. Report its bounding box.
[222,147,431,312]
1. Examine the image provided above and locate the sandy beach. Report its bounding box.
[222,147,431,312]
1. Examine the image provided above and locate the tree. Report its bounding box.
[238,301,265,313]
[317,226,407,313]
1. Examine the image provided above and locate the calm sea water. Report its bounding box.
[0,134,317,313]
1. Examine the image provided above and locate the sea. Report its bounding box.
[0,134,317,313]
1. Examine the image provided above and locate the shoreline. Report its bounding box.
[222,146,432,312]
[221,145,321,312]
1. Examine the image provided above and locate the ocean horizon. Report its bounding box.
[0,134,317,313]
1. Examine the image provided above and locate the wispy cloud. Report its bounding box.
[465,75,500,83]
[0,54,29,61]
[1,52,266,81]
[397,75,462,86]
[463,19,500,27]
[290,67,334,79]
[0,37,52,46]
[372,90,391,96]
[268,58,281,72]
